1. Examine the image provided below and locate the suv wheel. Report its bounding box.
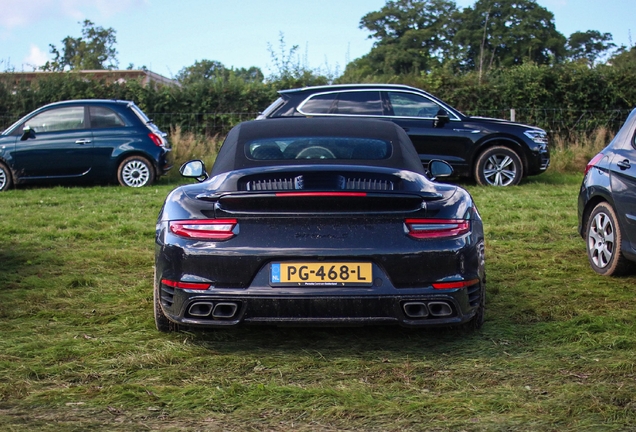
[475,146,523,186]
[586,202,631,276]
[117,156,155,187]
[0,162,12,191]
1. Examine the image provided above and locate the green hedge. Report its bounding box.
[2,63,636,137]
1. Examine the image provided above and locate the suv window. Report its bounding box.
[299,94,337,114]
[90,106,125,128]
[387,92,442,118]
[25,107,85,133]
[334,91,383,115]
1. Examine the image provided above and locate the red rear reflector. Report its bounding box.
[433,279,480,289]
[148,132,163,146]
[169,219,237,240]
[584,153,604,176]
[161,279,210,290]
[405,218,470,239]
[275,192,367,197]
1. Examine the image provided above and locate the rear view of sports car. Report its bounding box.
[154,117,486,331]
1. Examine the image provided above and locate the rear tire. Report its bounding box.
[474,146,523,186]
[0,162,13,191]
[154,269,178,332]
[586,202,631,276]
[117,156,155,187]
[463,281,485,331]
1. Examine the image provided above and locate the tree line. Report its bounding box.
[2,1,636,137]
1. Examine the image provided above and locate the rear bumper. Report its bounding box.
[158,148,173,177]
[157,283,483,328]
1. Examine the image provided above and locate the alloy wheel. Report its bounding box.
[482,154,517,186]
[121,160,150,187]
[588,211,615,268]
[0,167,6,190]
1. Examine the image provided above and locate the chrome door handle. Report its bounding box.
[75,139,92,145]
[617,159,631,170]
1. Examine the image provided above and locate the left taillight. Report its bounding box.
[405,218,470,239]
[584,153,604,176]
[169,219,238,240]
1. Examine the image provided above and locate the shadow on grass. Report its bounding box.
[0,247,45,290]
[180,323,490,358]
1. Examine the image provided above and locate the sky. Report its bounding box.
[1,0,636,79]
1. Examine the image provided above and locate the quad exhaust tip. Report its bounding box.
[187,301,239,319]
[403,302,429,318]
[188,302,214,317]
[212,302,238,319]
[427,301,453,317]
[403,301,454,318]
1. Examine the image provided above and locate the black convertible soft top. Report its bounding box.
[210,117,426,177]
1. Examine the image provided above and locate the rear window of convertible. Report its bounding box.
[246,137,392,160]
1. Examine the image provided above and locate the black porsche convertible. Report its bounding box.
[154,117,486,331]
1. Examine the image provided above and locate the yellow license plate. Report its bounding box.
[270,262,373,286]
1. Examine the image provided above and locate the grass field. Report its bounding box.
[1,172,635,431]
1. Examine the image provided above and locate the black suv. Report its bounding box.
[257,84,550,186]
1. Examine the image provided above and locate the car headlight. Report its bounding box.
[524,129,548,145]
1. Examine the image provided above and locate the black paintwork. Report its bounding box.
[155,118,485,329]
[0,99,172,187]
[578,108,636,263]
[257,84,550,179]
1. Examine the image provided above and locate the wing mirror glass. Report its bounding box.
[21,125,36,141]
[180,160,208,182]
[427,159,453,180]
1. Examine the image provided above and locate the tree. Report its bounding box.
[454,0,566,73]
[356,0,460,75]
[176,60,264,86]
[42,20,118,71]
[567,30,616,66]
[233,67,264,83]
[176,60,226,84]
[266,33,328,89]
[609,45,636,69]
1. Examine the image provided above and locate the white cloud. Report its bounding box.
[23,44,50,70]
[0,0,147,30]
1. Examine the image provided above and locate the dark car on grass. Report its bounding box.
[257,84,550,186]
[0,99,172,191]
[578,108,636,276]
[154,117,486,332]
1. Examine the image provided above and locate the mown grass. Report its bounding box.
[1,171,635,431]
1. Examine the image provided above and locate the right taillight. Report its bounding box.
[148,132,164,147]
[169,219,238,240]
[584,153,604,176]
[405,219,470,239]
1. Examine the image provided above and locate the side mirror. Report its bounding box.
[434,109,450,128]
[21,125,36,141]
[427,159,453,181]
[180,160,208,182]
